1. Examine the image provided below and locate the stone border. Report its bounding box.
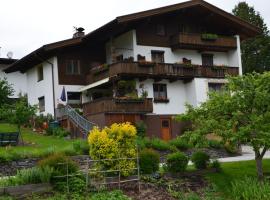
[0,183,52,197]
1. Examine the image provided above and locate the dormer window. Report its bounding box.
[156,24,166,36]
[66,60,81,75]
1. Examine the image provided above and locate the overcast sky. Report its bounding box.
[0,0,269,59]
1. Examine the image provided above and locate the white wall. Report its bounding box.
[26,57,85,116]
[136,78,227,115]
[136,79,187,114]
[0,64,27,98]
[27,59,54,115]
[105,30,241,68]
[105,30,134,64]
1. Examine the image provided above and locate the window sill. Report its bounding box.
[154,99,169,103]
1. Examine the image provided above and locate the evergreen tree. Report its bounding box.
[233,2,270,73]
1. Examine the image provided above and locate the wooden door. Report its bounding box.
[161,118,171,141]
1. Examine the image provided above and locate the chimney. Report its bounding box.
[73,27,85,38]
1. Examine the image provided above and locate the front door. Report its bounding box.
[161,118,171,141]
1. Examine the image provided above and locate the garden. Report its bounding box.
[2,71,270,199]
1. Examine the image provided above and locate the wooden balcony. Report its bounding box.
[170,33,237,51]
[86,62,239,85]
[83,98,153,116]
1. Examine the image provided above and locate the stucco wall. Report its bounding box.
[26,57,85,115]
[0,64,27,98]
[136,77,227,115]
[26,59,54,115]
[105,30,134,64]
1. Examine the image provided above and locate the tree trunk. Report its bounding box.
[18,125,24,146]
[255,156,263,181]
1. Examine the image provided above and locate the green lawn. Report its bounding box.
[206,159,270,198]
[0,123,83,162]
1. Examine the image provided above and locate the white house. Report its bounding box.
[5,0,260,139]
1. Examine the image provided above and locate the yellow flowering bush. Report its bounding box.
[88,122,137,176]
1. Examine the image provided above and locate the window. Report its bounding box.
[116,54,123,62]
[202,54,213,66]
[156,24,166,36]
[151,50,165,63]
[208,83,224,92]
[38,96,45,112]
[67,92,81,104]
[66,60,81,75]
[37,65,43,82]
[153,84,168,102]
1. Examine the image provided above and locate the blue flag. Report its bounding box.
[60,86,66,102]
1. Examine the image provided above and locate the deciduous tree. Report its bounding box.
[176,72,270,180]
[0,78,14,107]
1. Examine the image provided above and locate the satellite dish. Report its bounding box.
[7,51,13,59]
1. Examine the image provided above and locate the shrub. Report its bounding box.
[210,160,221,172]
[135,121,147,138]
[54,176,86,193]
[90,190,131,200]
[17,166,53,184]
[191,151,210,170]
[139,149,160,174]
[38,153,78,176]
[73,140,89,155]
[88,123,137,177]
[0,166,53,187]
[231,177,270,200]
[169,136,192,150]
[224,142,238,154]
[166,152,188,173]
[150,138,171,151]
[136,137,151,150]
[46,127,69,138]
[208,140,222,149]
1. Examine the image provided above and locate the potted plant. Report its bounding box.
[201,33,218,41]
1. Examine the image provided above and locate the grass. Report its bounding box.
[206,159,270,198]
[0,123,84,162]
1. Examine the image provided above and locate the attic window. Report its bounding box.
[66,60,81,75]
[156,24,166,36]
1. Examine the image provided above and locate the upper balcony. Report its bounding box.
[170,33,237,52]
[86,62,239,85]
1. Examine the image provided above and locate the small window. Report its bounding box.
[162,120,170,128]
[156,24,166,36]
[208,83,224,92]
[66,60,81,75]
[37,65,43,82]
[151,50,165,63]
[202,54,213,66]
[38,96,45,112]
[67,92,81,104]
[116,55,123,62]
[153,84,167,100]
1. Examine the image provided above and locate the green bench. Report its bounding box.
[0,132,19,146]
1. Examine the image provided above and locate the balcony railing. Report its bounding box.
[86,62,239,85]
[83,98,153,116]
[170,32,237,51]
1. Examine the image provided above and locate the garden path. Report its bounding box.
[218,145,270,162]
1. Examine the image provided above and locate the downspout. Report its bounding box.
[34,53,56,119]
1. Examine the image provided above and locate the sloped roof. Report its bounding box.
[5,0,261,73]
[4,37,82,73]
[83,0,260,41]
